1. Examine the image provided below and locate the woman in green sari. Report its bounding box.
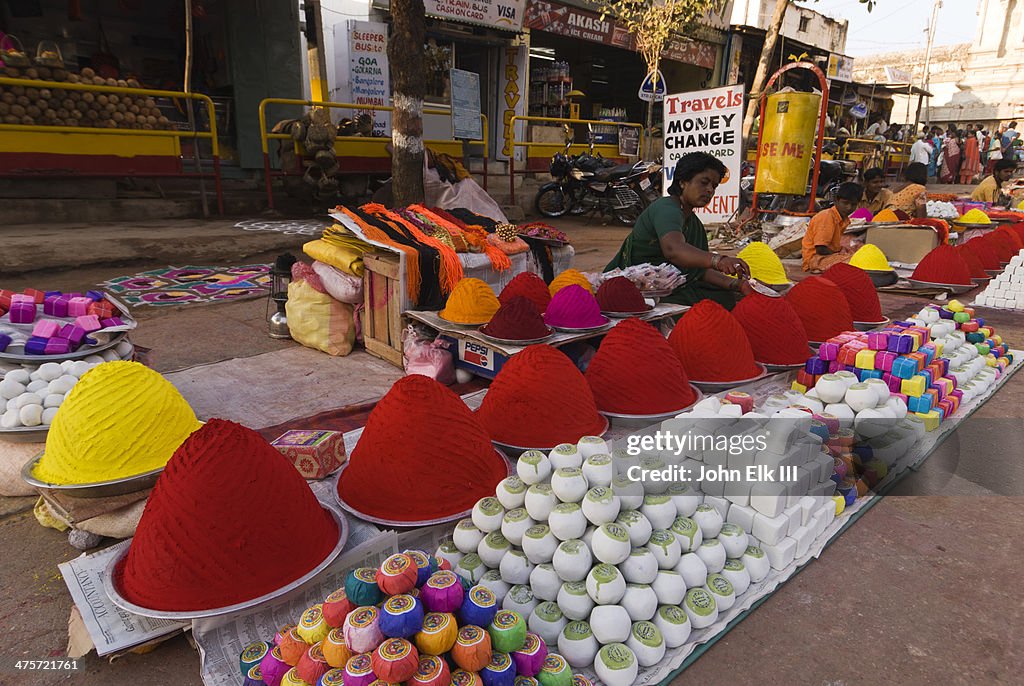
[606,152,750,309]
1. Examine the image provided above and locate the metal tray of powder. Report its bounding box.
[0,330,128,364]
[490,417,611,456]
[332,449,513,527]
[102,505,349,620]
[476,328,554,346]
[21,453,164,498]
[689,363,769,393]
[600,387,703,429]
[906,279,975,294]
[763,360,808,372]
[438,316,491,328]
[853,318,891,331]
[547,319,611,334]
[0,424,48,443]
[952,222,994,230]
[600,308,652,319]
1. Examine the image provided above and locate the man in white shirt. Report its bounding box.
[910,132,933,165]
[865,119,888,140]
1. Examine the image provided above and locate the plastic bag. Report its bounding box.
[312,260,363,304]
[286,265,356,356]
[402,325,455,385]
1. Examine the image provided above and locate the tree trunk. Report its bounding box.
[389,0,426,207]
[741,0,789,141]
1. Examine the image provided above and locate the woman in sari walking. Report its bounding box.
[940,131,961,184]
[960,129,981,183]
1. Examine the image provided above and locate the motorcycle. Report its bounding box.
[535,126,661,226]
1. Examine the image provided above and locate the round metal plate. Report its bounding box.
[333,449,512,527]
[853,318,891,331]
[0,330,128,363]
[490,416,610,455]
[600,309,651,319]
[763,360,808,372]
[689,363,769,392]
[906,279,975,294]
[640,288,672,298]
[519,235,569,247]
[22,453,165,498]
[985,269,1002,277]
[0,424,48,443]
[476,328,554,346]
[546,318,611,334]
[952,222,994,230]
[439,316,490,328]
[600,386,703,427]
[103,506,349,620]
[972,277,990,284]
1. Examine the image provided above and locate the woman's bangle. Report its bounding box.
[710,253,721,270]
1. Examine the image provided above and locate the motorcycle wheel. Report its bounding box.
[535,186,572,218]
[613,201,643,226]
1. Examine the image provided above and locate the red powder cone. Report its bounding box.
[785,276,855,342]
[1008,222,1024,244]
[911,244,973,285]
[481,296,551,340]
[595,277,651,313]
[732,292,812,365]
[115,419,339,612]
[996,226,1024,253]
[338,375,507,522]
[668,300,762,382]
[822,262,884,322]
[499,272,551,314]
[585,318,697,414]
[983,231,1015,262]
[961,238,1001,271]
[476,345,606,447]
[956,245,988,280]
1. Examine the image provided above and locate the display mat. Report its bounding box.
[98,265,271,307]
[234,219,326,236]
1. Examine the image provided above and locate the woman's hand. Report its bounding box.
[716,255,750,279]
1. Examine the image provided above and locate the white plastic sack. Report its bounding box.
[312,260,363,304]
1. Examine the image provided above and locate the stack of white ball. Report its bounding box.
[437,435,774,685]
[974,251,1024,310]
[0,356,113,429]
[925,200,958,219]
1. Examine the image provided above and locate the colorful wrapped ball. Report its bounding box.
[379,594,425,638]
[280,668,308,686]
[571,675,594,686]
[489,610,528,654]
[298,604,330,644]
[317,668,346,686]
[346,567,384,606]
[460,585,499,627]
[511,632,547,677]
[537,654,573,686]
[279,628,308,666]
[260,646,290,686]
[297,642,330,685]
[343,653,377,686]
[415,612,458,655]
[377,553,419,595]
[420,570,465,613]
[408,654,451,686]
[453,625,493,672]
[481,651,518,686]
[322,628,351,668]
[240,640,272,675]
[343,606,385,654]
[275,624,297,646]
[242,664,264,686]
[452,670,485,686]
[403,549,434,587]
[323,588,355,628]
[515,677,540,686]
[371,637,419,683]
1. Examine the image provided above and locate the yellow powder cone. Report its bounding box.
[440,277,500,323]
[737,242,790,285]
[957,208,991,224]
[848,244,893,271]
[548,269,594,297]
[872,209,899,223]
[34,361,202,485]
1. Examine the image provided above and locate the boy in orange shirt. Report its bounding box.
[801,182,862,272]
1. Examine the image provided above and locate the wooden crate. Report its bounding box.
[362,251,404,367]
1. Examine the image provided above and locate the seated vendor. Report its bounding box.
[801,182,862,273]
[605,152,751,310]
[889,162,929,217]
[859,168,894,214]
[971,158,1017,204]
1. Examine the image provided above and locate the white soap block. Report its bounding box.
[726,504,756,534]
[792,525,816,559]
[723,481,751,508]
[749,481,787,518]
[818,503,836,529]
[702,450,728,472]
[762,537,797,570]
[700,474,725,497]
[753,448,789,474]
[811,511,828,539]
[798,466,814,495]
[813,454,834,483]
[727,449,754,474]
[703,495,730,520]
[798,496,816,525]
[783,504,802,536]
[751,513,788,547]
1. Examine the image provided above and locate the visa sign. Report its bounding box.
[425,0,527,30]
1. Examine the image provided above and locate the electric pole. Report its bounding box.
[915,0,942,131]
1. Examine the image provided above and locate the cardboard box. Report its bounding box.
[865,226,939,264]
[271,430,347,479]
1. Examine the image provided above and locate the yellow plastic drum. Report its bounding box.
[754,91,822,195]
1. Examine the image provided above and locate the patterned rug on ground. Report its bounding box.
[99,264,272,307]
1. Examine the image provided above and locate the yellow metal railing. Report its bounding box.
[258,98,488,210]
[505,115,645,203]
[0,76,223,213]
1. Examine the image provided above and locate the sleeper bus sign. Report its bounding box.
[662,84,745,224]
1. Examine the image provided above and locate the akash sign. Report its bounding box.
[662,84,744,224]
